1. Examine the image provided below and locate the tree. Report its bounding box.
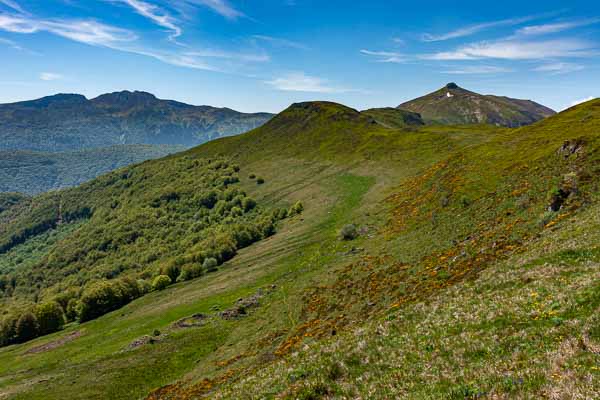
[340,224,358,241]
[161,263,180,283]
[152,275,171,291]
[35,301,65,335]
[15,312,39,343]
[202,258,218,273]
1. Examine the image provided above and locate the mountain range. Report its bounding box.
[0,85,598,399]
[398,83,556,127]
[0,91,274,152]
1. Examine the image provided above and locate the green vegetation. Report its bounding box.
[0,97,598,399]
[0,145,184,195]
[399,83,556,127]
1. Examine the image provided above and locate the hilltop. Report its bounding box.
[0,97,598,399]
[0,91,273,152]
[398,83,556,127]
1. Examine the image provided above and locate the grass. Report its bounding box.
[0,99,599,399]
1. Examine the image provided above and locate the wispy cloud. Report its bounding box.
[0,0,28,14]
[40,72,63,81]
[0,37,23,50]
[360,49,405,63]
[442,65,513,74]
[189,0,244,20]
[422,38,597,60]
[266,72,349,93]
[534,62,585,74]
[422,14,542,42]
[117,0,182,40]
[516,18,600,36]
[0,14,137,46]
[252,35,308,50]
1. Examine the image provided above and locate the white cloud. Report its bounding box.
[266,72,348,93]
[118,0,182,40]
[516,18,600,36]
[40,72,63,81]
[0,37,23,50]
[569,96,595,107]
[422,38,597,60]
[534,62,584,74]
[442,65,513,74]
[360,49,406,63]
[188,0,244,20]
[252,35,308,50]
[422,14,543,42]
[0,0,27,14]
[0,14,138,46]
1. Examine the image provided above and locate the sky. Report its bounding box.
[0,0,598,113]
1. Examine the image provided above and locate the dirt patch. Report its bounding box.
[24,331,82,355]
[126,333,167,350]
[172,313,208,328]
[219,286,276,320]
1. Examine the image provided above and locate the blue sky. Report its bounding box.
[0,0,598,113]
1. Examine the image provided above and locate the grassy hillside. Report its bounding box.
[0,145,185,195]
[0,99,598,399]
[399,83,556,127]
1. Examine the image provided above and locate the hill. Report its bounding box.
[0,145,185,195]
[0,91,273,152]
[398,83,556,127]
[0,98,599,399]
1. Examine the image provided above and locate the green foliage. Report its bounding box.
[177,264,203,282]
[15,311,39,343]
[241,197,257,212]
[78,278,142,322]
[152,275,171,291]
[202,257,218,273]
[289,201,304,216]
[161,264,181,283]
[256,177,265,185]
[34,301,65,336]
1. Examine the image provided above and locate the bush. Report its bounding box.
[160,263,181,283]
[34,301,65,336]
[0,314,17,346]
[137,279,151,294]
[242,197,257,212]
[256,177,265,185]
[202,257,218,273]
[289,201,304,216]
[152,275,171,291]
[15,312,39,343]
[79,278,142,322]
[339,224,358,241]
[178,264,203,281]
[249,174,256,179]
[65,298,79,322]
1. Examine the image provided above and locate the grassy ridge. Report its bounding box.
[0,99,598,399]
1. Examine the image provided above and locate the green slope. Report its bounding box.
[0,98,598,399]
[398,83,556,127]
[0,145,185,195]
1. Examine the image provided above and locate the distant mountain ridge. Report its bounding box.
[398,83,556,127]
[0,91,274,152]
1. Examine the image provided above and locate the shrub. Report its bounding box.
[152,275,171,291]
[137,279,151,294]
[178,264,203,281]
[289,201,304,216]
[242,197,257,212]
[202,257,219,273]
[339,224,358,241]
[34,301,65,336]
[78,278,142,322]
[249,174,256,179]
[0,314,17,346]
[65,298,79,322]
[160,263,181,283]
[256,177,265,185]
[15,312,39,343]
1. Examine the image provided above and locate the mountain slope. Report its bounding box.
[0,91,273,152]
[0,145,184,195]
[398,83,556,127]
[0,98,598,399]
